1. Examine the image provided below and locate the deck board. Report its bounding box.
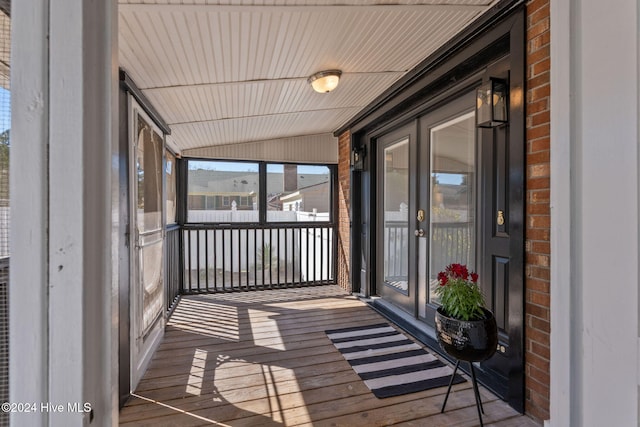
[120,286,540,426]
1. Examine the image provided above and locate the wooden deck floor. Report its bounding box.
[120,286,540,427]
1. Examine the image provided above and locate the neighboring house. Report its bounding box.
[187,169,329,211]
[280,181,330,214]
[6,1,640,427]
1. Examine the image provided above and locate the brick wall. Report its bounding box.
[336,131,351,292]
[525,0,551,422]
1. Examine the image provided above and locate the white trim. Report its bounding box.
[551,1,640,425]
[549,0,572,424]
[10,1,49,425]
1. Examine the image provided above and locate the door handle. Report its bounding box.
[497,210,505,226]
[414,229,425,237]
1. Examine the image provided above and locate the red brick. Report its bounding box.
[527,150,550,164]
[529,315,551,332]
[529,189,550,204]
[533,58,550,76]
[528,163,550,178]
[526,276,550,292]
[527,266,551,281]
[527,19,550,40]
[528,4,550,28]
[531,241,550,254]
[528,84,550,102]
[527,99,548,117]
[526,325,550,346]
[527,44,550,66]
[531,110,550,127]
[529,31,551,52]
[527,0,549,16]
[527,125,550,142]
[529,137,550,153]
[527,177,550,190]
[527,203,550,215]
[526,301,550,319]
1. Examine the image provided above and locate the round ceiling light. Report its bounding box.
[308,70,342,93]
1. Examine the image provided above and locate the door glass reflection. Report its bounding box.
[429,112,476,304]
[383,138,409,292]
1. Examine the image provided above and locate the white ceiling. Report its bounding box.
[118,1,496,159]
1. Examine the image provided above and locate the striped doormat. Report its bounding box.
[326,323,465,398]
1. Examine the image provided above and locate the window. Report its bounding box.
[187,160,259,223]
[165,151,177,224]
[186,160,333,224]
[267,164,331,222]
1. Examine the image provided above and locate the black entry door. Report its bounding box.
[418,64,524,411]
[475,79,524,411]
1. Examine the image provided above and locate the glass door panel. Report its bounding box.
[428,112,476,305]
[383,138,410,293]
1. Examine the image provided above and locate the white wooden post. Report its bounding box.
[550,0,639,425]
[11,0,118,425]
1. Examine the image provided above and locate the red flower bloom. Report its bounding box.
[471,272,478,283]
[437,271,448,286]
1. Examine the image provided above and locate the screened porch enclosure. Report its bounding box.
[161,157,338,317]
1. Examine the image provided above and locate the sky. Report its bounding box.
[0,87,9,133]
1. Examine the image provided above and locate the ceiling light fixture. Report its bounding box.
[308,70,342,93]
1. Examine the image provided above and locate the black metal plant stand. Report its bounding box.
[435,307,498,427]
[441,359,486,427]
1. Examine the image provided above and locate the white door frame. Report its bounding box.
[128,96,166,389]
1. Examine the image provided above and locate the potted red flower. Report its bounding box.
[434,263,497,362]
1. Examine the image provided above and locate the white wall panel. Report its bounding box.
[183,133,338,164]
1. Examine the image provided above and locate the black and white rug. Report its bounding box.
[326,323,465,398]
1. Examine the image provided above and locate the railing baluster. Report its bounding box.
[314,227,317,284]
[298,227,302,286]
[230,228,234,290]
[222,228,226,291]
[260,228,265,288]
[284,228,288,286]
[253,227,258,290]
[277,228,281,287]
[245,229,249,290]
[269,228,273,288]
[213,228,217,292]
[204,229,209,292]
[197,229,202,291]
[187,229,192,292]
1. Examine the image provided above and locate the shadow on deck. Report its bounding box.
[119,285,540,426]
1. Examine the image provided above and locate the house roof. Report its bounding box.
[188,169,328,194]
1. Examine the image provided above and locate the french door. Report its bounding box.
[129,98,165,388]
[377,123,417,314]
[376,87,523,407]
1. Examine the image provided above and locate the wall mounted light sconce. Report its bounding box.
[351,145,366,171]
[308,70,342,93]
[476,78,508,128]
